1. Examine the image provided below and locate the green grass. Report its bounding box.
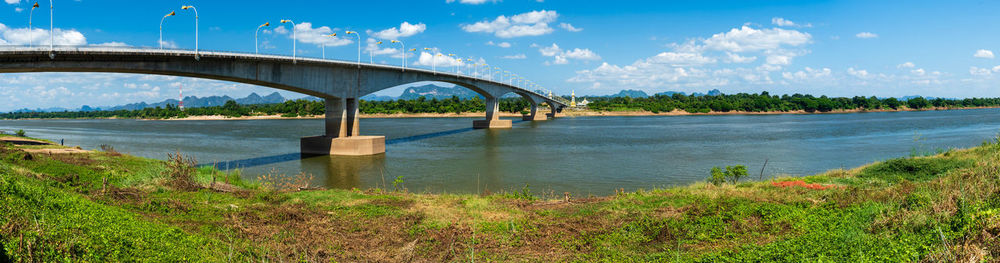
[1,137,999,261]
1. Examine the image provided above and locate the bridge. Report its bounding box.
[0,47,567,156]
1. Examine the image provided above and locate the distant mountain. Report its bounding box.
[360,94,396,101]
[614,89,649,98]
[7,92,288,113]
[691,89,723,97]
[398,84,483,100]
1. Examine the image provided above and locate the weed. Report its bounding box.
[165,152,198,190]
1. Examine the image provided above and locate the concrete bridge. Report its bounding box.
[0,47,567,156]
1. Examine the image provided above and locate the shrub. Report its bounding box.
[15,129,25,137]
[858,157,973,182]
[165,152,198,190]
[709,167,726,186]
[726,165,748,184]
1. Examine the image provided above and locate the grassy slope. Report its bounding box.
[0,137,998,262]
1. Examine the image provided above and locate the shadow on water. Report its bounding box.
[199,119,526,170]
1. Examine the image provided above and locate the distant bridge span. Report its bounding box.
[0,47,567,156]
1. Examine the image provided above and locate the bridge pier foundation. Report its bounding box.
[301,98,386,156]
[523,104,548,121]
[545,106,558,118]
[474,97,513,129]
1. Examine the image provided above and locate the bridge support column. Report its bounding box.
[523,103,548,121]
[545,106,558,119]
[473,97,512,129]
[301,97,385,156]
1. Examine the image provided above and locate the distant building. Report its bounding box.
[578,98,590,107]
[571,90,577,107]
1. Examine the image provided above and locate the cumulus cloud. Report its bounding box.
[855,32,878,39]
[370,22,426,40]
[559,23,583,32]
[771,17,811,28]
[413,52,465,67]
[569,24,815,91]
[703,26,811,53]
[5,0,19,4]
[487,41,511,48]
[974,49,995,59]
[0,23,86,46]
[277,22,352,47]
[897,62,915,68]
[462,10,559,38]
[537,43,600,65]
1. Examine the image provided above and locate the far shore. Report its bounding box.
[4,105,999,121]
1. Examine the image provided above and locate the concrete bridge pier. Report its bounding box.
[523,102,548,121]
[301,97,386,156]
[545,105,558,118]
[473,96,513,129]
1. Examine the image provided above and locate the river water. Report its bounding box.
[3,108,1000,195]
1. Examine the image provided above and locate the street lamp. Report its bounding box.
[255,22,269,54]
[180,5,198,59]
[322,33,336,59]
[280,20,295,61]
[371,41,382,64]
[423,48,435,72]
[159,11,176,50]
[447,54,456,74]
[345,31,360,68]
[48,0,53,58]
[494,67,501,81]
[390,40,405,70]
[29,2,39,47]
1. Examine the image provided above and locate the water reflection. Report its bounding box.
[301,154,386,189]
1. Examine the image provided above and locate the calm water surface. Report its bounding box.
[3,108,1000,195]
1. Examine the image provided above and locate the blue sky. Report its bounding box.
[2,0,1000,111]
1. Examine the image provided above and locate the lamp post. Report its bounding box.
[423,48,434,72]
[345,31,360,68]
[280,20,295,61]
[494,67,501,81]
[322,33,336,59]
[159,11,176,50]
[48,0,53,58]
[29,2,38,47]
[180,5,198,59]
[371,41,383,64]
[447,54,456,74]
[390,40,405,70]
[255,22,269,54]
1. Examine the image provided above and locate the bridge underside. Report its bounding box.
[0,48,566,156]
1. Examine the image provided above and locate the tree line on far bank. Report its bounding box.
[0,96,534,120]
[583,92,1000,113]
[5,92,1000,120]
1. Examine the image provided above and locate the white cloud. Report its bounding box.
[370,22,426,40]
[537,43,601,65]
[445,0,498,4]
[847,67,870,78]
[726,52,757,63]
[14,7,22,12]
[462,10,558,38]
[0,23,86,46]
[5,0,19,4]
[855,32,878,39]
[502,54,526,59]
[771,17,811,28]
[897,62,915,68]
[487,41,511,48]
[559,23,582,32]
[94,42,129,47]
[703,26,811,53]
[782,67,832,81]
[158,40,178,49]
[291,22,352,46]
[974,49,995,59]
[413,52,465,67]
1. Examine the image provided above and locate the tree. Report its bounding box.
[725,165,748,184]
[884,97,901,110]
[907,97,929,109]
[709,167,726,186]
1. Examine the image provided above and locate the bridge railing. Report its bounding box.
[0,45,566,107]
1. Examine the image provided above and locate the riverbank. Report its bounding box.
[1,134,998,261]
[4,105,999,121]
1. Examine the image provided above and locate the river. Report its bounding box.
[3,108,1000,195]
